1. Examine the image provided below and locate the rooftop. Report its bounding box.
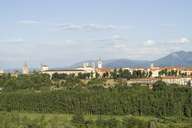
[43,68,85,72]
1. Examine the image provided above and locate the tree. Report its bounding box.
[148,120,157,128]
[95,72,100,79]
[110,69,118,79]
[152,80,167,91]
[183,105,191,117]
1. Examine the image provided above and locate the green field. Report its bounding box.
[1,112,192,128]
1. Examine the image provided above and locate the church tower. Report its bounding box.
[97,58,102,69]
[22,63,29,75]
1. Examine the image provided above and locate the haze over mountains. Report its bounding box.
[71,51,192,68]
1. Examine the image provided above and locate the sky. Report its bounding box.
[0,0,192,69]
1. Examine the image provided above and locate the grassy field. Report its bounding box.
[19,112,154,120]
[6,112,191,128]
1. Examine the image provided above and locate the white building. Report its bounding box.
[162,77,192,86]
[41,65,49,71]
[41,64,96,78]
[148,63,161,77]
[97,58,102,69]
[0,69,4,74]
[41,58,109,78]
[181,68,192,76]
[42,68,87,77]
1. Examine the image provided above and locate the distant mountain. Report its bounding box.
[152,51,192,67]
[70,60,97,68]
[70,59,150,68]
[104,59,150,68]
[71,51,192,68]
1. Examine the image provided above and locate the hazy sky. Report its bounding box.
[0,0,192,69]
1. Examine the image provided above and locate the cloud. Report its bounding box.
[178,37,190,43]
[55,23,132,31]
[16,21,134,32]
[168,37,190,44]
[114,37,191,60]
[104,43,171,60]
[17,20,40,24]
[143,37,190,47]
[144,40,156,46]
[111,38,129,49]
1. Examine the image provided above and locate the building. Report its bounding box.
[97,58,102,68]
[22,63,29,75]
[41,64,96,78]
[161,76,191,86]
[181,67,192,76]
[11,70,19,78]
[148,63,161,77]
[95,67,111,77]
[40,58,111,78]
[42,68,87,77]
[128,77,192,86]
[0,69,4,74]
[147,64,183,78]
[41,64,49,71]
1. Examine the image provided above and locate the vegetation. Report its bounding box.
[158,69,188,77]
[0,73,192,127]
[0,77,192,118]
[51,68,152,80]
[0,72,51,92]
[0,112,191,128]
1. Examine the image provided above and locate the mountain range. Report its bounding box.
[71,51,192,68]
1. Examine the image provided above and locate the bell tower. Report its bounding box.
[97,58,102,69]
[22,63,29,75]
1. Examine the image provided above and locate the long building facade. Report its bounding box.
[40,59,110,78]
